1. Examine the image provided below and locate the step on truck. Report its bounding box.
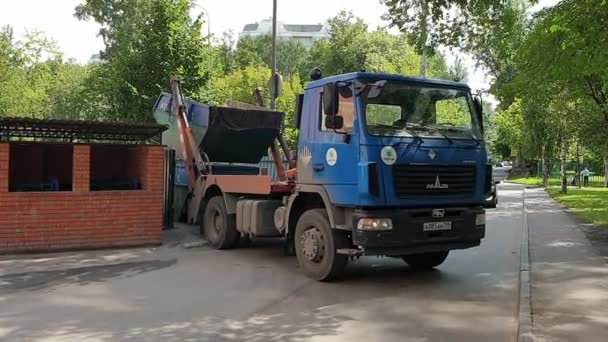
[154,71,492,281]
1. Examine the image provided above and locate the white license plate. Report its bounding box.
[423,221,452,231]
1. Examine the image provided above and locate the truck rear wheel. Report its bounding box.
[295,209,348,281]
[402,251,449,270]
[203,196,239,249]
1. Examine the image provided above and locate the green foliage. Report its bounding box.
[307,11,450,78]
[0,27,88,119]
[3,5,470,153]
[515,0,608,159]
[381,0,535,57]
[231,34,309,80]
[460,0,608,183]
[494,98,525,157]
[75,0,216,122]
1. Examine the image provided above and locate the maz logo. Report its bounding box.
[426,176,449,189]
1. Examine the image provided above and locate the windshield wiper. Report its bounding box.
[398,123,425,144]
[403,123,456,144]
[429,124,481,146]
[431,129,454,144]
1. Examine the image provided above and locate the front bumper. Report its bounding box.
[351,206,486,254]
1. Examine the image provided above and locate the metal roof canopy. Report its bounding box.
[0,117,167,144]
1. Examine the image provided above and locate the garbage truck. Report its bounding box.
[154,71,492,281]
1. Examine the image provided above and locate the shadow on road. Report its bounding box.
[0,259,177,294]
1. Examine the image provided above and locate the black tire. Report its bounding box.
[283,236,296,256]
[203,196,239,249]
[402,251,449,270]
[295,209,349,281]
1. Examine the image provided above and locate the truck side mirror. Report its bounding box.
[323,82,339,116]
[294,94,304,129]
[324,115,344,130]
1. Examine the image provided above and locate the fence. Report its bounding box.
[531,160,606,186]
[258,155,290,181]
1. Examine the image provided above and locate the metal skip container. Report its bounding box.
[153,92,284,165]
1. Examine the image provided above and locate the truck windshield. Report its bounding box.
[358,79,482,140]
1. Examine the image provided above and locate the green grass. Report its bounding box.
[506,173,562,186]
[506,172,604,188]
[546,187,608,226]
[507,176,544,186]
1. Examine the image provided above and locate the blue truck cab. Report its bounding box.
[288,71,490,280]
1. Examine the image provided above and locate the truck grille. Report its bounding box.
[393,165,476,197]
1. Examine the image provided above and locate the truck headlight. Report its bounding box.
[357,218,393,231]
[476,213,486,226]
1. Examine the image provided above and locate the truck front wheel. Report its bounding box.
[203,196,239,249]
[295,209,348,281]
[402,251,449,270]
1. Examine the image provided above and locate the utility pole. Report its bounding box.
[270,0,278,110]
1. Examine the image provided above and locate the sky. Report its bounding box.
[1,0,559,95]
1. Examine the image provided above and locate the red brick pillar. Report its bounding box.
[73,145,90,192]
[146,146,165,192]
[0,143,8,193]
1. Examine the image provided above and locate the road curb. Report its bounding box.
[518,188,533,342]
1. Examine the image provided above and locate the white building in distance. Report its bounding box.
[240,19,328,49]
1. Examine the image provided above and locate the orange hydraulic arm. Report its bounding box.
[170,77,205,190]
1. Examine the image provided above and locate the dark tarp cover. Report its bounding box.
[201,106,284,164]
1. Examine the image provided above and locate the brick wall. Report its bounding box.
[0,143,165,253]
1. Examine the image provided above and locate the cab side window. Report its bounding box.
[320,93,355,134]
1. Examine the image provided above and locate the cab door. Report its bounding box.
[311,86,359,206]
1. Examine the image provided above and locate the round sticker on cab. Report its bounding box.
[381,146,397,165]
[326,148,338,166]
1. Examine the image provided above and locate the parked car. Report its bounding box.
[493,162,512,182]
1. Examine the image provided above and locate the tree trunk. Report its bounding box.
[420,49,428,78]
[544,160,552,187]
[560,139,568,194]
[575,142,581,188]
[419,0,429,78]
[518,146,525,175]
[604,156,608,188]
[541,144,549,187]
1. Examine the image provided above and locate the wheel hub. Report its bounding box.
[212,211,223,233]
[301,227,325,262]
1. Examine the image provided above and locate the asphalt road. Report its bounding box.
[0,184,524,342]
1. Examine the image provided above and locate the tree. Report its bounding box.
[216,31,236,75]
[447,56,469,83]
[75,0,215,121]
[307,11,370,76]
[515,0,608,186]
[495,99,526,170]
[307,11,451,79]
[234,36,265,70]
[381,0,529,77]
[0,27,88,119]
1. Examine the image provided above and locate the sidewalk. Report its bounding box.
[525,188,608,341]
[0,223,202,277]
